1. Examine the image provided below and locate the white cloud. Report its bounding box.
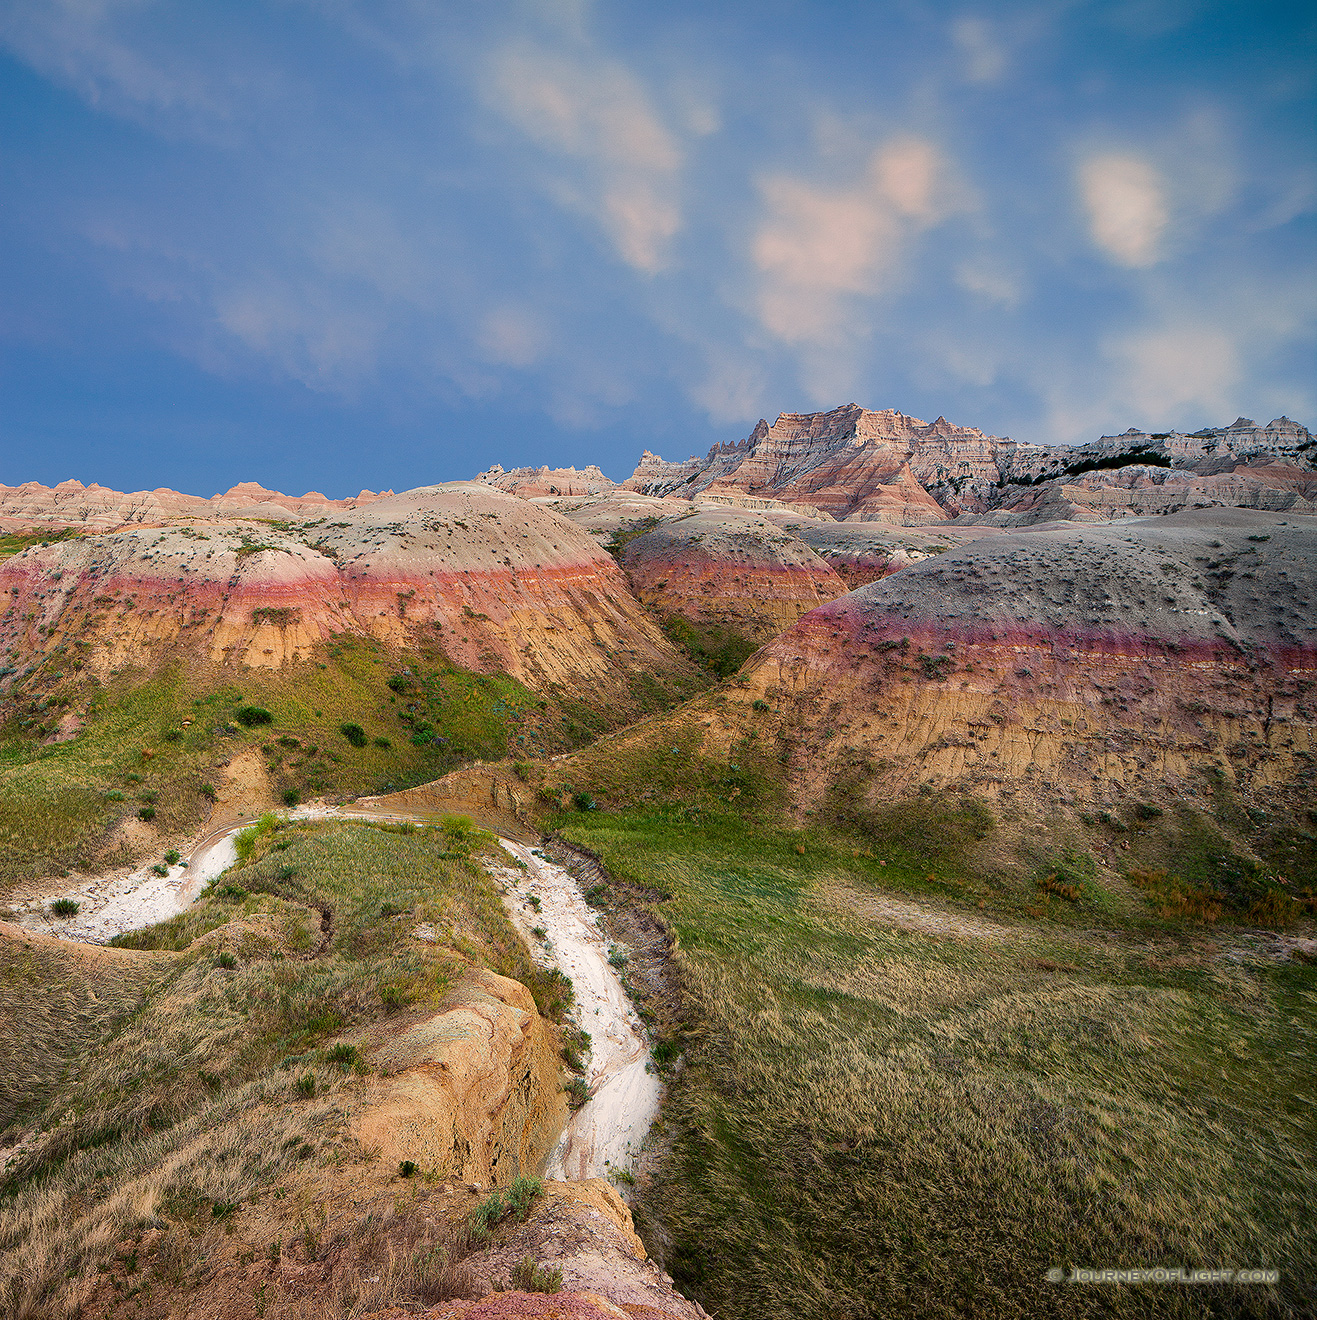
[955,260,1022,307]
[750,137,954,346]
[488,43,685,272]
[1079,153,1169,267]
[951,17,1008,85]
[689,351,768,425]
[1108,323,1239,420]
[477,305,549,367]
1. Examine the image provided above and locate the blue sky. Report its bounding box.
[1,0,1313,498]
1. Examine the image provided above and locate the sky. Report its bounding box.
[1,0,1314,499]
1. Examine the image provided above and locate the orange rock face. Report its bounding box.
[0,484,687,696]
[736,509,1317,811]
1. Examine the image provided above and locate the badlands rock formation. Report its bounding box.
[0,484,688,694]
[736,509,1316,812]
[0,478,391,533]
[355,968,566,1186]
[476,464,617,498]
[620,510,848,644]
[624,407,1316,526]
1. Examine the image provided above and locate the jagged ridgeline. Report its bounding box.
[0,483,702,887]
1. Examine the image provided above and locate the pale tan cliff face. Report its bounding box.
[355,968,567,1186]
[0,484,688,694]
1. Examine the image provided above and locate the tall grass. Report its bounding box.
[0,819,560,1317]
[561,809,1317,1320]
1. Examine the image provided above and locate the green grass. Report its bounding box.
[0,638,650,895]
[0,818,562,1318]
[660,615,759,679]
[0,529,82,562]
[557,808,1317,1320]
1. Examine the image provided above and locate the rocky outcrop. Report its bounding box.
[0,478,391,534]
[734,509,1317,813]
[622,407,1316,527]
[620,510,847,643]
[0,483,690,696]
[355,968,567,1186]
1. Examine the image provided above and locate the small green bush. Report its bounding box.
[215,953,237,970]
[510,1256,562,1294]
[151,863,169,876]
[138,806,155,821]
[235,705,274,728]
[295,1073,316,1098]
[164,849,180,865]
[573,791,597,812]
[51,898,79,918]
[339,722,367,748]
[325,1043,358,1067]
[282,789,300,807]
[399,1160,417,1178]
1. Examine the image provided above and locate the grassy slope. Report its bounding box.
[559,807,1317,1320]
[0,633,692,895]
[0,817,565,1319]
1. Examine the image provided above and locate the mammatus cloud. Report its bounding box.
[751,137,953,347]
[488,43,686,272]
[1079,153,1169,267]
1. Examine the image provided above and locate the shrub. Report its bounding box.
[399,1160,418,1178]
[339,722,367,747]
[282,789,300,807]
[510,1256,562,1294]
[386,674,409,693]
[573,791,597,812]
[752,699,770,712]
[565,1077,589,1109]
[104,789,125,801]
[608,947,629,969]
[151,863,169,876]
[294,1073,316,1098]
[138,806,156,821]
[1134,803,1164,821]
[373,736,391,748]
[51,898,79,917]
[235,705,274,727]
[164,849,180,865]
[325,1043,358,1067]
[215,953,237,970]
[200,782,217,800]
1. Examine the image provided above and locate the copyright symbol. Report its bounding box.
[1046,1267,1064,1283]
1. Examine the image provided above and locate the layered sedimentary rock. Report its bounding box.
[621,510,847,643]
[476,464,617,498]
[354,968,566,1186]
[734,509,1316,811]
[624,404,1021,522]
[0,479,391,534]
[0,483,686,694]
[624,407,1316,526]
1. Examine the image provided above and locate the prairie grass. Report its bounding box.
[559,809,1317,1320]
[0,819,557,1318]
[0,637,643,894]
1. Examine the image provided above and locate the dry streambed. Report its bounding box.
[7,808,662,1185]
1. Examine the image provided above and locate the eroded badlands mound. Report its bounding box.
[738,508,1316,813]
[0,484,686,695]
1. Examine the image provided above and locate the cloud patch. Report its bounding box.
[488,42,685,272]
[1079,153,1170,267]
[751,137,955,346]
